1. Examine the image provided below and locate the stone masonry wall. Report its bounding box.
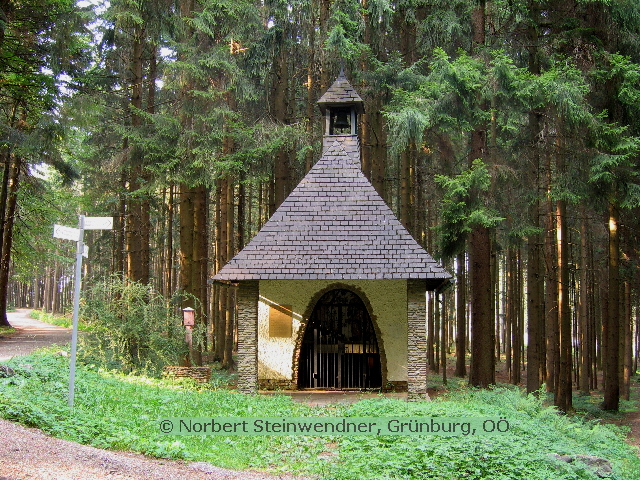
[237,281,259,393]
[407,279,428,401]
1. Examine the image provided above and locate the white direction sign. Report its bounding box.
[53,224,81,242]
[84,216,113,230]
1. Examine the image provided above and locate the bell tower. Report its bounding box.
[317,68,365,137]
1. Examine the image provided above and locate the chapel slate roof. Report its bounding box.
[213,134,451,284]
[317,70,365,114]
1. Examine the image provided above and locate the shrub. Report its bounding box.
[78,277,190,376]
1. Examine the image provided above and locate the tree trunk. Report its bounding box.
[0,155,21,326]
[0,151,10,273]
[222,179,235,369]
[112,172,126,277]
[555,197,572,412]
[126,23,150,284]
[193,184,208,360]
[602,201,619,411]
[369,98,386,200]
[434,290,440,373]
[506,249,513,379]
[53,262,61,314]
[508,247,523,385]
[179,183,196,366]
[428,293,435,370]
[634,310,639,381]
[468,0,494,388]
[544,164,559,393]
[398,12,416,233]
[469,225,494,387]
[526,0,545,394]
[163,186,174,297]
[215,179,226,362]
[271,45,290,214]
[306,0,317,174]
[360,0,371,180]
[622,281,631,401]
[578,209,590,394]
[454,252,467,377]
[319,0,331,92]
[441,291,447,385]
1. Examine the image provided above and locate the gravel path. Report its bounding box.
[0,309,72,361]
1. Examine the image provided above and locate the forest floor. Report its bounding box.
[606,384,640,451]
[428,359,640,452]
[0,309,638,480]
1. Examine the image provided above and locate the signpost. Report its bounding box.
[53,225,80,242]
[53,215,112,407]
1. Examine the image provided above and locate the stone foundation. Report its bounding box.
[383,381,408,392]
[162,366,212,383]
[257,379,408,392]
[259,379,294,390]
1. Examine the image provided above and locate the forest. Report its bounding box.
[1,0,640,415]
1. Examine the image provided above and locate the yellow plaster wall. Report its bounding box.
[257,279,408,383]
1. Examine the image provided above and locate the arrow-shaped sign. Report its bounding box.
[53,224,81,242]
[84,217,113,230]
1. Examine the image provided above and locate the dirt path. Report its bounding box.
[0,309,72,361]
[0,419,309,480]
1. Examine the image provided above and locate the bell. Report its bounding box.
[333,111,350,129]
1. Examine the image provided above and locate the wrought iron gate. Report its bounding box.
[298,289,382,389]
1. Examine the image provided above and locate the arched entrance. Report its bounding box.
[298,289,382,389]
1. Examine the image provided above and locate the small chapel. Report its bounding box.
[213,71,450,400]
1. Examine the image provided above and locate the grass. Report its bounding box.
[1,350,639,479]
[0,325,16,336]
[29,310,93,331]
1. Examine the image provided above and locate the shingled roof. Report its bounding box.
[213,134,450,285]
[317,69,365,114]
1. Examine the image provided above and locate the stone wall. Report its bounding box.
[237,281,259,393]
[407,279,428,401]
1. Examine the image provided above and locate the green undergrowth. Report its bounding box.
[1,351,639,479]
[330,390,640,480]
[573,390,639,421]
